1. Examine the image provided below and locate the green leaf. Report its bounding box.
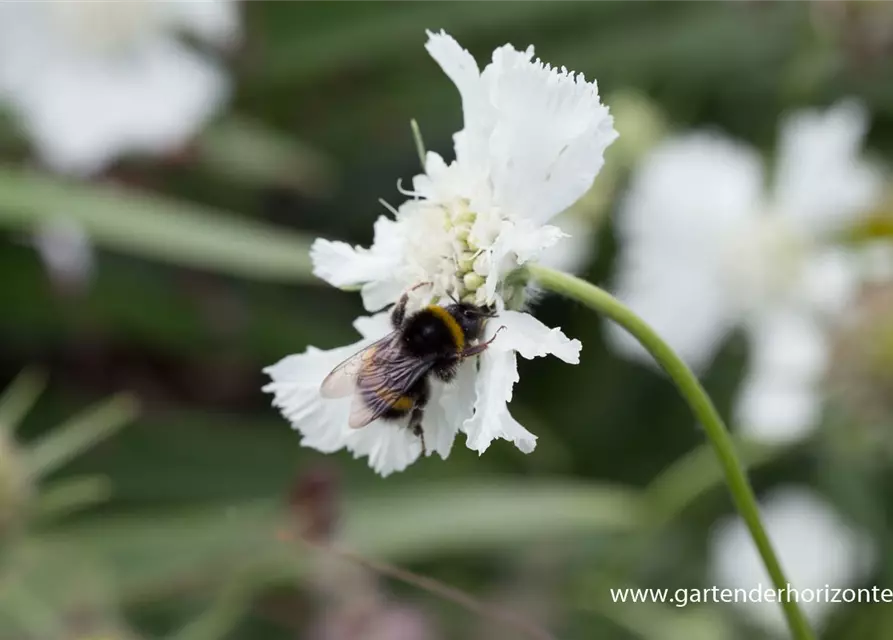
[168,579,257,640]
[0,582,68,640]
[0,368,46,435]
[36,501,295,604]
[42,481,643,603]
[589,596,732,640]
[33,476,114,523]
[343,481,644,560]
[254,2,609,86]
[25,393,140,479]
[195,116,336,196]
[0,167,316,282]
[645,437,788,527]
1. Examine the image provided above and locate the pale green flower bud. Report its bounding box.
[463,272,484,291]
[457,251,476,272]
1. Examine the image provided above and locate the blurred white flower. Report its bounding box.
[539,90,670,276]
[265,30,616,475]
[709,487,874,635]
[858,239,893,284]
[610,101,884,444]
[32,217,94,292]
[0,0,239,175]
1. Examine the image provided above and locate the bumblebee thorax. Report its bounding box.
[402,308,461,357]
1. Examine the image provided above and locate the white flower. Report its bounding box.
[538,210,599,275]
[858,239,893,284]
[0,0,239,175]
[32,217,94,292]
[264,30,616,476]
[709,487,874,635]
[609,101,883,444]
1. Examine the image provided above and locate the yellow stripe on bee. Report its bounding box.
[374,388,414,411]
[425,305,464,350]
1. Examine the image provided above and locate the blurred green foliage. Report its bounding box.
[1,2,893,639]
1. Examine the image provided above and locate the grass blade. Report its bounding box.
[0,167,316,282]
[0,368,47,435]
[25,394,139,479]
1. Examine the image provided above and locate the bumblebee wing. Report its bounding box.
[347,344,434,429]
[319,334,395,398]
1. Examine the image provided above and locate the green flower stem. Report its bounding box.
[528,264,814,640]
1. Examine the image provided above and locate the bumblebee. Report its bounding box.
[320,285,502,453]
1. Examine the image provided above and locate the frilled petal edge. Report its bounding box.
[462,311,580,454]
[264,314,435,477]
[310,216,406,311]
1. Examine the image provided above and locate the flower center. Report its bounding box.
[400,198,523,310]
[720,214,809,314]
[46,1,162,55]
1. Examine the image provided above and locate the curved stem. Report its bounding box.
[528,264,814,640]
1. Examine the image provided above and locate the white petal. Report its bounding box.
[608,259,735,372]
[165,0,241,47]
[311,216,406,311]
[4,37,228,175]
[747,310,828,381]
[462,312,579,454]
[263,342,361,455]
[462,348,537,455]
[264,314,430,476]
[493,310,581,363]
[736,310,828,443]
[507,222,567,265]
[774,100,883,235]
[424,31,616,224]
[735,376,823,445]
[361,280,407,314]
[709,487,874,635]
[480,220,565,304]
[351,312,393,340]
[412,151,477,208]
[424,362,477,460]
[857,239,893,284]
[798,248,861,317]
[342,421,422,477]
[616,133,763,258]
[608,133,762,371]
[424,31,487,148]
[482,44,617,224]
[32,217,94,289]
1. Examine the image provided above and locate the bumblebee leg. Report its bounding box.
[408,407,427,456]
[433,361,457,383]
[390,282,433,328]
[390,294,409,329]
[458,325,506,359]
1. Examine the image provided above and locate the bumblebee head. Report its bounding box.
[445,302,497,343]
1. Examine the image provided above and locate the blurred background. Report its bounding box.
[1,2,893,639]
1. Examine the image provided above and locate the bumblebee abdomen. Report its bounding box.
[372,376,430,421]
